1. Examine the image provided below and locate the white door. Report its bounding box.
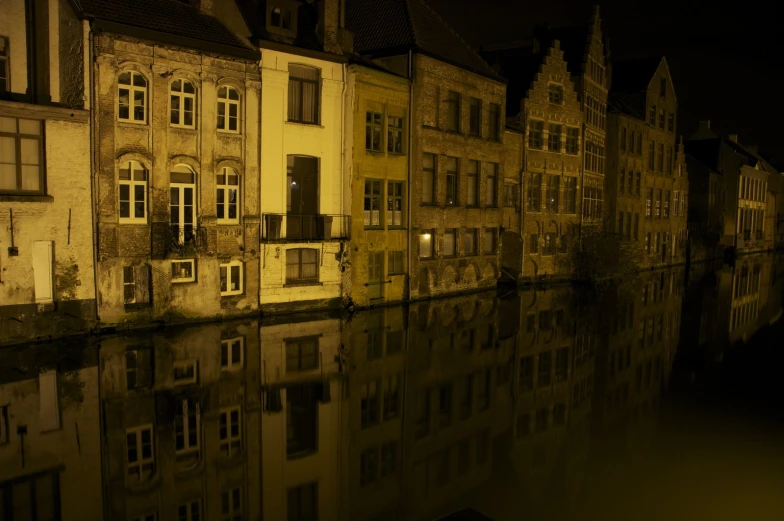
[33,240,53,302]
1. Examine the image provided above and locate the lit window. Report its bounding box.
[217,86,240,132]
[216,167,240,224]
[171,259,195,283]
[170,79,196,128]
[419,230,433,258]
[118,71,147,123]
[221,337,244,371]
[118,160,147,223]
[0,117,43,194]
[288,65,320,124]
[126,425,155,481]
[173,360,198,385]
[219,407,242,457]
[221,487,243,521]
[286,248,318,283]
[220,260,244,296]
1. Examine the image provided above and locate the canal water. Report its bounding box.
[1,253,783,521]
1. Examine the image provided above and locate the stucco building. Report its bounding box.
[347,0,507,300]
[0,0,96,345]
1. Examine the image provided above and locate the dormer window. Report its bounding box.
[267,1,298,37]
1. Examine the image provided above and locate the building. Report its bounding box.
[608,56,688,267]
[234,0,352,313]
[83,0,263,325]
[347,0,507,300]
[484,41,584,279]
[0,0,96,345]
[345,61,410,307]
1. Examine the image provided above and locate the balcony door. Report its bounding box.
[171,165,196,244]
[287,155,319,239]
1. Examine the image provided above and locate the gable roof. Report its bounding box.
[535,24,591,77]
[78,0,258,59]
[610,56,663,94]
[345,0,500,81]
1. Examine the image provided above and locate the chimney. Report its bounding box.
[728,134,738,143]
[318,0,342,54]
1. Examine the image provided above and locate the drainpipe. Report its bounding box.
[88,23,100,327]
[340,61,347,303]
[406,49,413,301]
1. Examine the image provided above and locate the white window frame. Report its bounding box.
[219,407,242,457]
[175,397,200,457]
[216,167,240,224]
[220,260,244,296]
[118,71,148,124]
[171,259,196,283]
[221,487,243,521]
[221,337,245,371]
[178,501,201,521]
[118,160,148,223]
[170,79,196,128]
[126,424,155,482]
[170,165,197,244]
[217,85,241,133]
[173,360,198,385]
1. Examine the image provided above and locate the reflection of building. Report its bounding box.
[260,315,344,521]
[0,0,96,345]
[0,343,102,519]
[99,322,262,521]
[728,255,773,343]
[347,0,507,300]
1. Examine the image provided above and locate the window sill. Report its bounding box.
[117,120,148,128]
[171,125,197,132]
[388,151,406,157]
[125,302,151,311]
[388,225,406,230]
[221,292,244,298]
[286,120,323,128]
[364,226,384,231]
[468,132,483,139]
[119,220,149,225]
[217,220,241,226]
[217,129,242,136]
[0,194,53,203]
[284,281,322,288]
[365,148,384,155]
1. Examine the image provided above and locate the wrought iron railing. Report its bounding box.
[151,223,207,258]
[261,213,351,241]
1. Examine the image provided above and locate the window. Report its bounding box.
[658,108,665,130]
[657,143,664,172]
[636,134,642,155]
[582,186,603,221]
[364,179,382,227]
[179,501,201,521]
[173,360,198,385]
[618,213,624,236]
[419,230,434,258]
[217,86,241,132]
[655,189,661,217]
[126,349,152,390]
[447,90,460,131]
[118,71,147,123]
[0,117,44,194]
[483,228,496,254]
[288,65,320,124]
[667,113,674,132]
[538,351,552,386]
[123,265,150,306]
[439,384,452,427]
[388,115,403,153]
[469,97,481,136]
[664,190,670,217]
[446,156,458,205]
[666,146,673,175]
[529,233,539,254]
[171,259,195,283]
[381,441,398,476]
[422,153,436,204]
[383,374,401,420]
[477,369,490,411]
[365,111,382,151]
[286,336,318,372]
[361,380,380,428]
[520,355,533,391]
[287,483,317,521]
[219,407,242,457]
[548,124,561,152]
[555,347,568,382]
[674,191,680,217]
[118,160,147,222]
[221,337,244,370]
[636,172,641,195]
[585,142,605,174]
[270,4,293,29]
[648,105,656,125]
[543,232,556,255]
[175,397,200,461]
[563,176,577,213]
[660,76,667,98]
[170,165,197,244]
[528,120,544,149]
[645,232,651,253]
[629,130,635,153]
[488,103,500,140]
[548,84,564,104]
[546,174,559,213]
[216,167,239,224]
[627,171,634,196]
[127,425,155,481]
[619,170,625,195]
[463,228,477,256]
[621,127,627,152]
[565,127,579,154]
[0,37,8,93]
[222,488,243,521]
[486,163,498,206]
[634,213,639,240]
[170,79,196,127]
[648,141,655,170]
[220,260,244,295]
[388,251,404,274]
[466,160,479,206]
[504,183,518,208]
[286,249,317,284]
[387,181,403,226]
[443,228,457,257]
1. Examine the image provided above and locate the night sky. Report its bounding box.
[427,0,784,165]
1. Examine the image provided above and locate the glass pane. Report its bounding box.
[133,73,146,87]
[0,116,16,133]
[231,266,240,290]
[0,164,16,190]
[0,136,16,162]
[21,165,40,191]
[20,138,39,165]
[18,119,41,135]
[184,188,193,205]
[220,266,227,292]
[119,71,131,85]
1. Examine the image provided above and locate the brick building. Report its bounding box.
[607,56,688,267]
[0,0,96,345]
[347,0,507,300]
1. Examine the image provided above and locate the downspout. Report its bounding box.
[340,61,347,304]
[406,49,413,301]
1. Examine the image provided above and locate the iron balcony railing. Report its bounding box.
[151,222,207,258]
[261,213,351,241]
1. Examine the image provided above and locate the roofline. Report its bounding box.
[252,37,348,63]
[358,46,506,84]
[348,61,410,84]
[89,19,260,61]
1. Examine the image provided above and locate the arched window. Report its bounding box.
[217,86,240,133]
[170,165,197,244]
[288,65,320,124]
[119,160,148,223]
[170,79,196,128]
[216,167,240,224]
[118,71,147,123]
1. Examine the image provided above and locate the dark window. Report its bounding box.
[466,159,478,206]
[286,337,318,372]
[0,37,8,94]
[486,163,498,206]
[477,369,490,411]
[388,250,404,274]
[621,127,627,152]
[555,347,568,382]
[529,233,539,254]
[286,248,318,283]
[548,84,564,104]
[447,90,460,131]
[483,228,497,255]
[648,141,655,170]
[528,172,542,211]
[469,97,481,136]
[387,115,404,153]
[543,232,557,256]
[0,117,44,194]
[415,389,430,439]
[383,374,401,420]
[463,228,477,256]
[538,351,552,386]
[446,156,458,205]
[563,176,577,213]
[548,124,561,151]
[438,384,452,427]
[123,265,151,306]
[520,355,533,391]
[381,441,398,476]
[422,153,436,204]
[648,105,656,125]
[287,385,317,457]
[443,228,457,257]
[360,448,377,486]
[565,127,579,154]
[361,380,379,428]
[365,111,382,151]
[660,76,667,98]
[528,120,544,149]
[504,183,519,207]
[363,179,382,227]
[287,482,317,521]
[488,103,500,140]
[288,65,320,124]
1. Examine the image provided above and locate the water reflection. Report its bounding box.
[1,254,782,521]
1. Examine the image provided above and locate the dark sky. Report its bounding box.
[427,0,784,165]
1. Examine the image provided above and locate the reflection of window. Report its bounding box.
[127,425,155,481]
[415,389,430,439]
[173,361,198,385]
[119,160,147,222]
[123,265,150,306]
[538,351,552,386]
[286,337,318,372]
[216,167,240,224]
[132,515,157,521]
[361,447,378,486]
[365,111,382,151]
[287,482,317,521]
[381,441,398,476]
[170,79,196,127]
[287,385,317,457]
[171,259,195,283]
[438,384,452,427]
[361,380,379,428]
[118,71,147,123]
[221,488,243,521]
[0,405,8,444]
[175,398,200,461]
[364,179,382,227]
[555,347,568,382]
[286,248,318,283]
[220,260,244,295]
[178,501,201,521]
[520,356,533,391]
[422,153,436,204]
[288,65,320,124]
[217,86,240,132]
[0,117,44,194]
[126,349,152,390]
[388,115,404,153]
[221,337,244,370]
[219,407,242,457]
[383,374,401,420]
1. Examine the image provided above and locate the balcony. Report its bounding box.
[151,223,207,258]
[261,213,351,242]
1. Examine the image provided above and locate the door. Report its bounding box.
[32,240,53,303]
[287,155,319,238]
[368,251,384,300]
[170,167,196,244]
